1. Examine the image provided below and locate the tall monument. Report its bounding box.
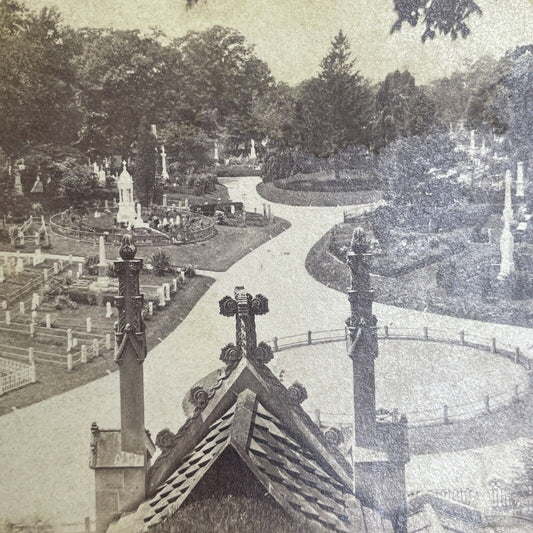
[160,145,169,182]
[250,139,257,160]
[498,218,515,280]
[116,162,137,225]
[13,159,24,196]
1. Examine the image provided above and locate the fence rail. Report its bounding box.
[0,357,35,395]
[268,325,532,427]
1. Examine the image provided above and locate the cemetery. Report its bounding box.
[307,127,533,328]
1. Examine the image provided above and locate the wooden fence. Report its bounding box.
[0,357,35,395]
[269,325,532,427]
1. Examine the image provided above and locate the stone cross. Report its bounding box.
[218,286,269,361]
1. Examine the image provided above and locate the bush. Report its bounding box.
[86,255,99,276]
[184,265,195,277]
[64,287,97,305]
[151,250,173,276]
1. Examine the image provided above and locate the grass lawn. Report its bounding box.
[2,216,290,272]
[306,226,533,328]
[0,275,214,415]
[257,181,381,206]
[164,183,230,205]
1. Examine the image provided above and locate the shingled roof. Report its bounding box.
[106,286,395,532]
[108,387,393,533]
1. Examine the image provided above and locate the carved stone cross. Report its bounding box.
[219,286,270,363]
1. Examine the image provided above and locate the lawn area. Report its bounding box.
[306,226,533,328]
[257,181,381,206]
[164,183,230,205]
[0,275,214,415]
[3,216,290,272]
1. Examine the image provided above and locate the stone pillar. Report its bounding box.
[90,235,150,533]
[346,228,377,448]
[162,194,168,208]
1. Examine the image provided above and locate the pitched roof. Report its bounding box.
[108,389,393,533]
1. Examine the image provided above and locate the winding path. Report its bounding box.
[1,177,532,524]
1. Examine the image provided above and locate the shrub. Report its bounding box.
[151,250,173,276]
[54,294,78,310]
[86,255,99,276]
[64,288,97,305]
[184,265,195,277]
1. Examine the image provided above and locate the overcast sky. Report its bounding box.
[22,0,533,85]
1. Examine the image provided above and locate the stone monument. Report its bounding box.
[116,162,137,225]
[498,217,515,280]
[502,169,514,222]
[250,138,257,160]
[13,159,24,196]
[90,236,110,290]
[160,145,169,182]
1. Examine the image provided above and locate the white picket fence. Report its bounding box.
[0,357,35,395]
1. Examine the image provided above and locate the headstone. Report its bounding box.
[180,270,186,282]
[19,301,25,315]
[250,138,257,160]
[163,283,170,301]
[53,262,59,275]
[172,278,178,292]
[43,268,48,281]
[105,301,112,318]
[148,301,153,316]
[157,287,165,307]
[161,145,169,182]
[162,194,168,208]
[45,314,51,328]
[184,198,189,209]
[31,293,39,310]
[498,218,515,280]
[5,311,10,325]
[78,262,83,275]
[1,300,7,310]
[516,161,525,198]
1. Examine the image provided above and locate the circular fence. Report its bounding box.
[266,325,531,428]
[49,209,216,246]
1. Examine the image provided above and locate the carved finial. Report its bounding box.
[350,227,370,254]
[119,234,136,260]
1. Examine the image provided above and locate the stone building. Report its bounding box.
[89,230,482,533]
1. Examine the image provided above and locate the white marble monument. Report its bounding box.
[116,162,137,225]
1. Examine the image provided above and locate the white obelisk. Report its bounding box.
[516,161,525,198]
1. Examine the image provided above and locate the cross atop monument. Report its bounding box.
[218,286,270,363]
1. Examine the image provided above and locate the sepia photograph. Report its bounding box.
[0,0,533,531]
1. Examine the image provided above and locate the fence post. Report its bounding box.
[67,352,73,371]
[485,394,491,414]
[307,330,312,345]
[423,327,429,340]
[459,330,465,345]
[81,344,87,363]
[19,301,25,315]
[5,310,10,325]
[384,325,389,339]
[45,313,51,328]
[93,338,99,357]
[28,347,34,365]
[29,322,35,338]
[273,337,279,352]
[491,337,497,353]
[67,328,73,352]
[443,404,449,425]
[105,333,111,350]
[30,363,36,383]
[86,317,92,333]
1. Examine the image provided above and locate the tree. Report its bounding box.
[372,70,436,149]
[293,31,372,168]
[0,0,77,157]
[70,28,170,158]
[391,0,482,41]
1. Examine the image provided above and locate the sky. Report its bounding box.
[21,0,533,85]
